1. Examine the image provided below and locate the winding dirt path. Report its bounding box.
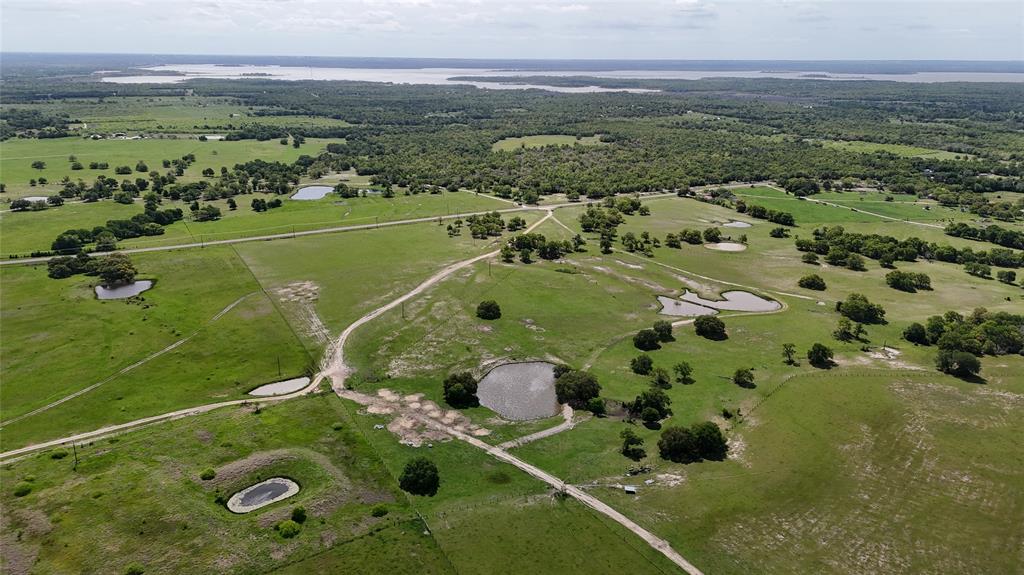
[498,404,576,450]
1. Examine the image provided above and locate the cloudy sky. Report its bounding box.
[2,0,1022,60]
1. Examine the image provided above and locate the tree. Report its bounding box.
[620,428,646,461]
[702,227,722,243]
[628,388,672,422]
[807,343,834,367]
[442,372,478,408]
[290,506,307,524]
[964,262,991,278]
[996,270,1016,284]
[476,300,501,320]
[95,253,137,286]
[694,315,726,340]
[399,457,440,496]
[903,322,928,345]
[586,397,606,416]
[845,253,866,271]
[633,329,661,351]
[658,426,700,463]
[641,407,661,426]
[691,421,728,461]
[833,317,854,342]
[554,369,601,409]
[801,252,820,265]
[782,343,797,364]
[31,160,46,170]
[838,293,886,324]
[673,361,695,385]
[649,367,672,389]
[935,350,981,378]
[630,354,653,375]
[732,368,755,388]
[769,226,790,238]
[798,274,826,290]
[652,320,673,342]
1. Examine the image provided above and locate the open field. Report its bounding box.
[491,134,604,152]
[818,139,972,160]
[0,137,340,199]
[0,189,513,256]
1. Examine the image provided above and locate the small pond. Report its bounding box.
[248,376,311,396]
[95,280,153,300]
[227,477,300,513]
[723,220,752,228]
[291,185,333,200]
[477,361,560,421]
[681,290,781,312]
[657,295,718,317]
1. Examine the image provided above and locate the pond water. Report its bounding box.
[291,185,333,200]
[20,196,49,203]
[681,290,781,312]
[657,295,717,317]
[249,376,310,396]
[723,220,752,228]
[227,477,300,513]
[95,280,153,300]
[477,361,560,421]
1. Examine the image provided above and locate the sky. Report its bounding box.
[2,0,1022,60]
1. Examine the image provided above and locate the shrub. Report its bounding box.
[801,252,820,265]
[124,564,145,575]
[903,322,928,345]
[586,397,606,417]
[291,506,307,524]
[837,293,886,324]
[399,457,440,496]
[476,300,501,320]
[199,468,216,480]
[732,368,755,388]
[632,329,661,351]
[630,354,653,375]
[13,482,32,497]
[620,428,647,461]
[798,274,826,290]
[371,505,389,517]
[50,449,69,460]
[649,367,672,389]
[769,226,790,238]
[694,315,727,340]
[276,519,301,538]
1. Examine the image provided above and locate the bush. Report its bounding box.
[936,349,981,378]
[769,226,790,238]
[798,274,826,290]
[476,300,501,320]
[13,482,32,497]
[276,519,301,538]
[124,564,145,575]
[801,252,820,265]
[694,315,727,340]
[630,354,653,375]
[632,329,661,351]
[370,505,389,517]
[586,397,606,416]
[807,343,834,367]
[732,368,755,388]
[50,449,69,460]
[291,506,307,524]
[442,371,479,408]
[620,428,646,461]
[199,468,216,480]
[399,457,440,496]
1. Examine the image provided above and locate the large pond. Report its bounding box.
[291,185,333,200]
[95,280,153,300]
[248,376,310,396]
[477,361,560,421]
[227,477,300,513]
[681,290,781,312]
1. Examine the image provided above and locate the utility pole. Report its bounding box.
[72,442,79,470]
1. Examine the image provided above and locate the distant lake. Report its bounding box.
[101,64,1024,87]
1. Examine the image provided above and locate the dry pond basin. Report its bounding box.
[723,220,753,228]
[658,290,780,316]
[95,280,153,300]
[704,242,747,252]
[477,361,560,420]
[291,185,333,200]
[227,477,300,513]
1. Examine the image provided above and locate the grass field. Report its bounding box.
[0,189,513,256]
[819,139,971,160]
[0,136,340,199]
[491,134,604,152]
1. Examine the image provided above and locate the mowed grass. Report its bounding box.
[491,134,604,152]
[0,136,340,199]
[819,139,972,160]
[0,190,514,256]
[0,394,445,575]
[0,246,311,448]
[730,185,970,224]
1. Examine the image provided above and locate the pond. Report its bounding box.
[704,242,747,252]
[291,185,333,200]
[477,361,560,421]
[248,376,311,396]
[226,477,300,513]
[95,280,153,300]
[656,295,717,317]
[681,290,781,312]
[723,220,752,228]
